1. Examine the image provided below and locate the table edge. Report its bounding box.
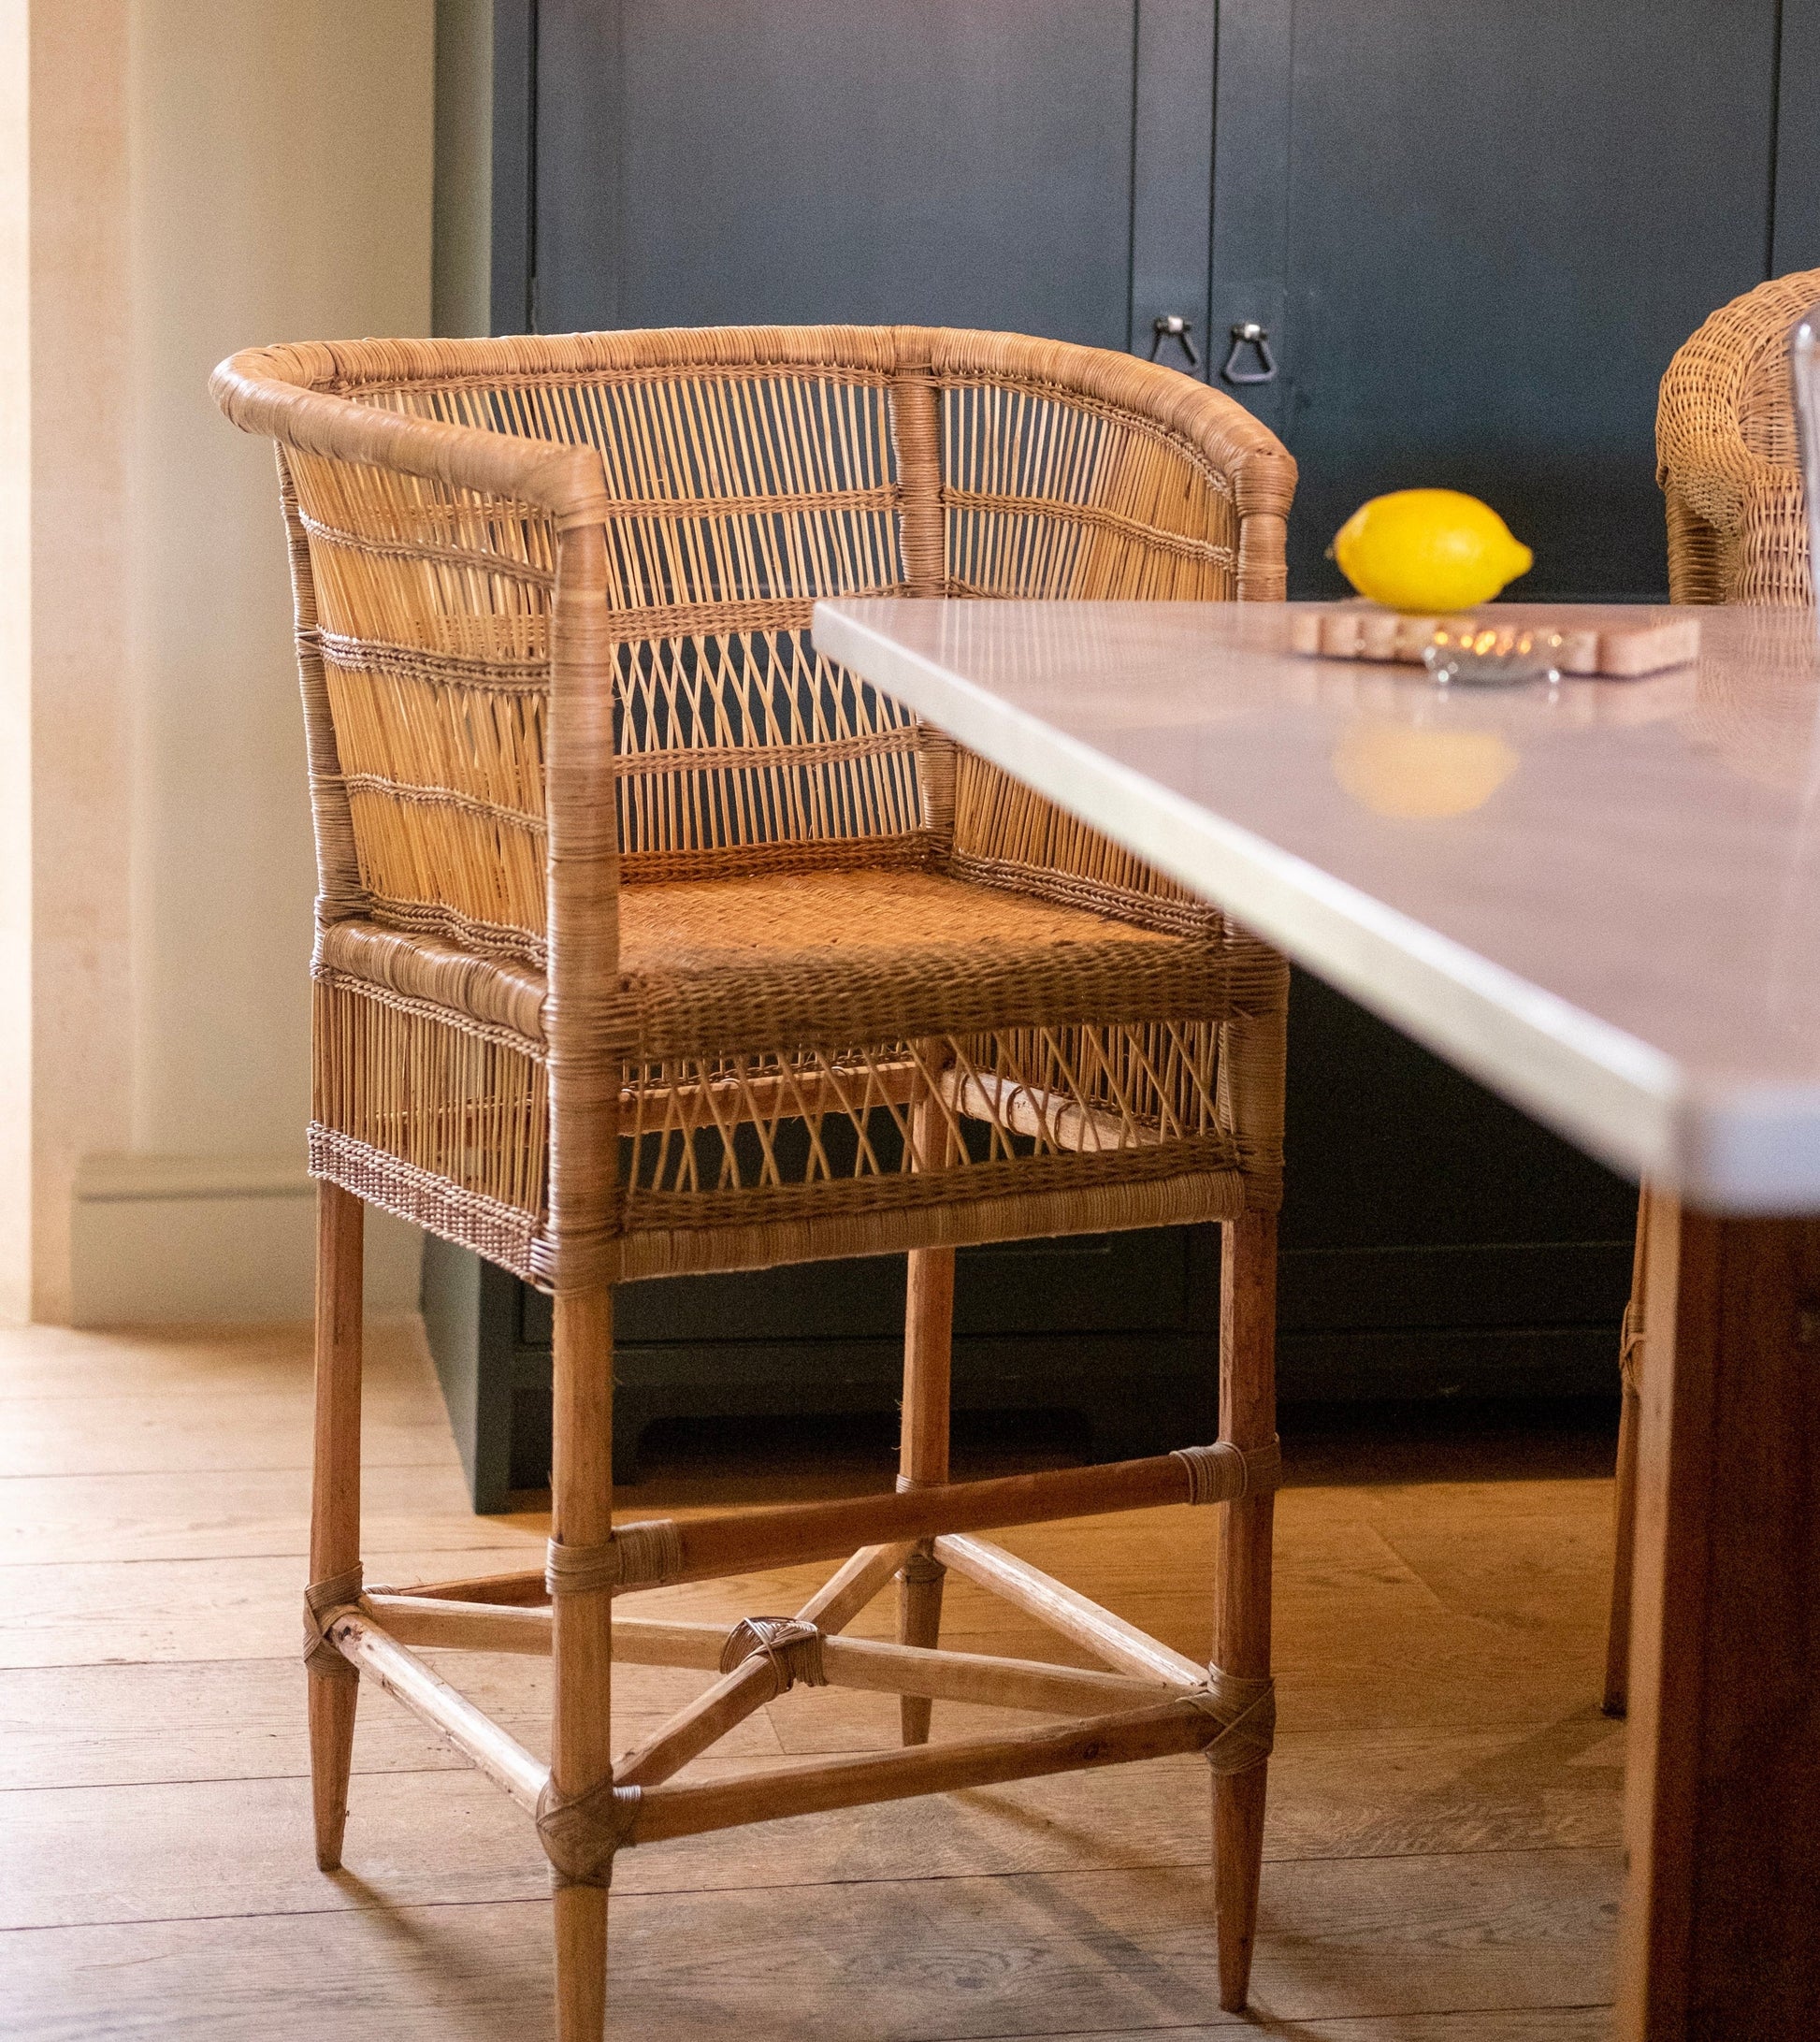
[814,598,1820,1213]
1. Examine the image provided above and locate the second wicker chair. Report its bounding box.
[1603,267,1820,1716]
[213,325,1297,2038]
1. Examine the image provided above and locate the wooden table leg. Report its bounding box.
[1603,1182,1652,1719]
[1617,1194,1820,2040]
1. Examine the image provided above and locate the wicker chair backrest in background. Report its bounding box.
[1601,271,1820,1722]
[212,327,1296,1296]
[1657,268,1820,605]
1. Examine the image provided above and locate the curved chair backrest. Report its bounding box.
[213,326,1295,976]
[1657,268,1820,605]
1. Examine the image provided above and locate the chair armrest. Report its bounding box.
[211,342,610,525]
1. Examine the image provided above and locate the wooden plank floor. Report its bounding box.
[0,1319,1624,2039]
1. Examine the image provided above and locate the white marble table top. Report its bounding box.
[812,598,1820,1212]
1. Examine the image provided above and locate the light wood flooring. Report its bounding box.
[0,1316,1624,2039]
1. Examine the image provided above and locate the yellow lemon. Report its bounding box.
[1331,489,1533,613]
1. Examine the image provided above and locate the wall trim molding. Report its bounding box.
[71,1151,421,1324]
[76,1152,312,1202]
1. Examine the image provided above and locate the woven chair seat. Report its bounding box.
[318,867,1256,1053]
[615,868,1220,1053]
[314,862,1281,1285]
[626,866,1178,964]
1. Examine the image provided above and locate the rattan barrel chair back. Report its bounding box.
[1601,268,1820,1719]
[1656,266,1820,606]
[213,325,1297,2038]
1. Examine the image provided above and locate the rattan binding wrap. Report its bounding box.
[302,1566,364,1682]
[212,326,1295,1295]
[1657,268,1820,605]
[1193,1667,1276,1776]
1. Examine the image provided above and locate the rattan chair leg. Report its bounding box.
[898,1242,955,1745]
[1212,1211,1277,2013]
[1604,1184,1651,1718]
[550,1286,615,2042]
[307,1183,363,1873]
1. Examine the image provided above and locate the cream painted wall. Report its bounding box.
[0,2,30,1324]
[127,1,435,1160]
[13,2,439,1322]
[26,0,135,1325]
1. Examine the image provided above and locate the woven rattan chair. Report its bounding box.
[1601,268,1820,1716]
[212,326,1297,2035]
[1655,267,1820,608]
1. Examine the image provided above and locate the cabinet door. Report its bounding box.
[528,0,1215,358]
[1211,0,1784,597]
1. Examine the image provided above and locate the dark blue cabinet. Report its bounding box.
[522,0,1224,356]
[424,0,1803,1505]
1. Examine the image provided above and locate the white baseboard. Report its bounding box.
[70,1154,423,1325]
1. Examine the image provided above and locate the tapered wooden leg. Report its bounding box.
[1604,1184,1651,1717]
[1605,1383,1641,1716]
[307,1673,359,1875]
[308,1181,363,1873]
[898,1243,955,1745]
[1617,1197,1820,2039]
[553,1887,609,2042]
[551,1285,614,2041]
[1212,1210,1277,2012]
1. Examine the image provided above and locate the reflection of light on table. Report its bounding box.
[1766,710,1820,1050]
[1330,717,1520,818]
[1769,798,1820,1049]
[1291,660,1700,730]
[1677,605,1820,792]
[1663,608,1820,1048]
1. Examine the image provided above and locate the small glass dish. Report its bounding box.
[1423,621,1565,688]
